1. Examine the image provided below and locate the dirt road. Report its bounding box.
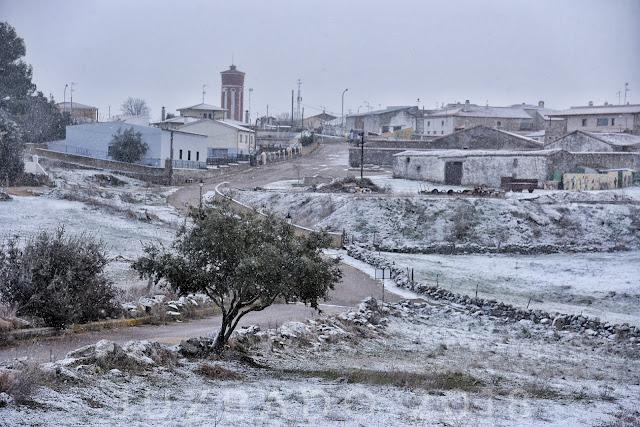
[0,262,399,362]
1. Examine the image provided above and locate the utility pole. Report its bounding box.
[341,88,348,135]
[70,82,75,118]
[617,91,621,105]
[248,88,253,124]
[291,90,294,130]
[625,82,630,104]
[360,132,364,180]
[296,79,302,125]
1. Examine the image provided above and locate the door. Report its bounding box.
[445,161,463,185]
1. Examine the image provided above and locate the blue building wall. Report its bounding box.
[48,123,163,166]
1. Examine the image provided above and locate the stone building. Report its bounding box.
[57,101,97,122]
[393,148,640,188]
[349,125,542,167]
[547,103,640,135]
[345,106,422,135]
[545,131,640,152]
[424,101,543,136]
[220,64,245,121]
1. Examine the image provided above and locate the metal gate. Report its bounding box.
[445,161,463,185]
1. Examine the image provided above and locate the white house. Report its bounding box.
[47,122,208,168]
[177,119,256,157]
[547,103,640,135]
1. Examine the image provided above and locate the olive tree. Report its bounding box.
[132,201,342,354]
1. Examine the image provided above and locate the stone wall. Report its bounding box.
[347,245,640,351]
[213,183,343,248]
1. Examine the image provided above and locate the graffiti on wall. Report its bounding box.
[562,171,633,191]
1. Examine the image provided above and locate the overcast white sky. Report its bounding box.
[3,0,639,122]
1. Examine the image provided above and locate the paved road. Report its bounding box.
[0,144,399,363]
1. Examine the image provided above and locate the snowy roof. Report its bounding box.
[583,131,640,147]
[150,116,201,125]
[548,104,640,116]
[218,119,254,131]
[57,101,96,110]
[426,105,532,119]
[349,106,417,118]
[525,130,546,137]
[177,103,225,111]
[395,148,562,158]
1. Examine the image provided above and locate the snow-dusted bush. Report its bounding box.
[0,228,121,328]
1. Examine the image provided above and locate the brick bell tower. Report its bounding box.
[220,65,245,121]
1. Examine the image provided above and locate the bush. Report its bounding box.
[109,126,149,163]
[0,228,121,328]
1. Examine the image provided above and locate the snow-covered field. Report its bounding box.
[2,301,638,426]
[0,168,179,289]
[382,251,640,326]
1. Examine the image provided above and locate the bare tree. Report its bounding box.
[121,97,150,116]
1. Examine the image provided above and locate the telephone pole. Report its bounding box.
[296,79,302,126]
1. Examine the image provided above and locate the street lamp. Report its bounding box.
[63,84,68,112]
[341,88,348,135]
[198,179,204,211]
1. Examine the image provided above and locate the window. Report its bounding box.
[611,118,615,126]
[427,121,430,127]
[441,120,444,126]
[382,125,389,133]
[188,150,191,161]
[513,158,518,167]
[496,121,502,127]
[196,151,200,161]
[597,118,608,126]
[582,119,587,126]
[441,131,444,134]
[393,126,402,131]
[179,149,183,160]
[406,157,410,163]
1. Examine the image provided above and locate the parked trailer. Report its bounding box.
[500,177,538,193]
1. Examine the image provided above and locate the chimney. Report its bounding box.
[588,101,593,107]
[538,100,544,108]
[161,106,166,121]
[464,100,470,112]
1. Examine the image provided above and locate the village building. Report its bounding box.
[545,131,640,152]
[303,112,337,132]
[349,125,543,167]
[176,119,255,159]
[56,101,98,123]
[47,122,208,168]
[547,103,640,135]
[423,101,547,137]
[345,106,422,136]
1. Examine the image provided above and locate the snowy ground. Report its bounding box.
[0,168,179,290]
[2,301,638,426]
[381,251,640,326]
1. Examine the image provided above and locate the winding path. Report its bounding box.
[0,143,399,363]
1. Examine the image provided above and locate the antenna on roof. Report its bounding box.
[625,82,630,104]
[202,84,207,103]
